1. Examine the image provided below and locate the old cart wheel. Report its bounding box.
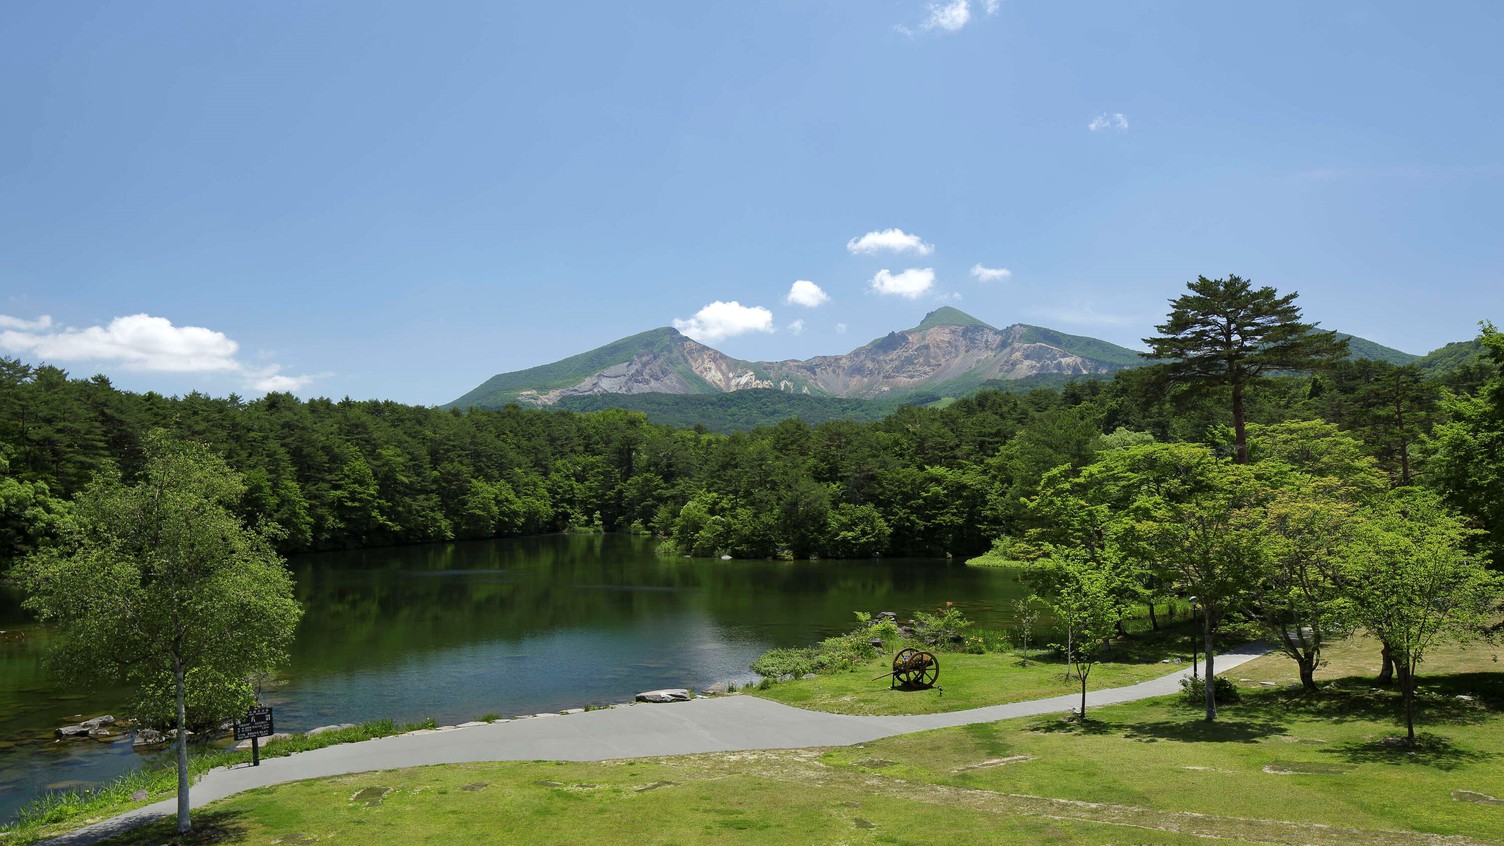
[911,652,939,688]
[891,648,939,689]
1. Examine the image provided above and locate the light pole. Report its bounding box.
[1188,596,1199,679]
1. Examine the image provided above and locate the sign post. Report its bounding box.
[233,706,274,766]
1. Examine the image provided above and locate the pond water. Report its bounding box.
[0,533,1031,823]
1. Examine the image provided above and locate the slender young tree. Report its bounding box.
[1341,488,1499,744]
[1030,549,1122,720]
[1143,275,1348,464]
[18,433,302,834]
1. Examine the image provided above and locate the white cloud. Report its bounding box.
[835,323,848,334]
[0,313,241,372]
[787,319,805,335]
[672,301,776,343]
[0,314,53,331]
[785,280,830,308]
[971,264,1012,282]
[0,312,316,394]
[869,268,937,299]
[1088,113,1130,132]
[245,366,317,393]
[983,0,1000,13]
[846,228,935,256]
[922,0,971,32]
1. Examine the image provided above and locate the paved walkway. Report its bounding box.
[42,643,1270,845]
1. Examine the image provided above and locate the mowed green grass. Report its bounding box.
[88,757,1235,846]
[750,632,1197,715]
[749,650,1183,715]
[83,637,1504,846]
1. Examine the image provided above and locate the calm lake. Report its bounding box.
[0,533,1030,822]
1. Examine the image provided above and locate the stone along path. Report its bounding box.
[43,643,1271,845]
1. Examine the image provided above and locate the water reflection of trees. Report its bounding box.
[287,534,1021,676]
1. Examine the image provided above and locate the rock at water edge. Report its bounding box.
[635,689,692,703]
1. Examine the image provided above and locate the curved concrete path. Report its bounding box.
[42,643,1269,845]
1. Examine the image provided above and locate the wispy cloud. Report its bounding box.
[0,314,53,331]
[0,312,316,393]
[835,323,848,335]
[970,264,1012,282]
[1088,113,1130,132]
[922,0,971,32]
[785,280,830,308]
[672,301,776,343]
[982,0,1000,13]
[869,268,937,299]
[787,319,805,335]
[847,228,935,256]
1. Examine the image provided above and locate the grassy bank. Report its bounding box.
[749,610,1212,716]
[749,641,1192,715]
[69,638,1504,846]
[0,717,438,845]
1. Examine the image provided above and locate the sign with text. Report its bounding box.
[233,706,274,741]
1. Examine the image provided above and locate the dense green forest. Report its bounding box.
[2,316,1500,572]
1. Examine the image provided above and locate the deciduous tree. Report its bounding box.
[17,434,302,834]
[1341,488,1499,744]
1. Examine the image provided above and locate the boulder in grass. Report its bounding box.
[306,723,356,737]
[635,688,691,703]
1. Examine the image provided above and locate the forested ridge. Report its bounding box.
[2,316,1499,572]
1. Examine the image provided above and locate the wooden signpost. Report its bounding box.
[233,705,274,766]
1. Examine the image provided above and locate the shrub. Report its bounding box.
[1179,675,1241,706]
[912,602,973,649]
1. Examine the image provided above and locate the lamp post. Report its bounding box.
[1188,596,1199,679]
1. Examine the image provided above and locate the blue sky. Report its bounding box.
[2,1,1501,404]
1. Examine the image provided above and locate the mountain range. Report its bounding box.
[445,307,1423,411]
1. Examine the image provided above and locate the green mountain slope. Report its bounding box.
[444,327,705,409]
[912,306,996,331]
[1336,333,1419,365]
[1415,338,1484,374]
[1014,325,1144,368]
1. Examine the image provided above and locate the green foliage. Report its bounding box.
[557,389,898,432]
[1178,675,1240,706]
[15,433,303,833]
[1143,274,1349,463]
[1429,322,1504,567]
[1340,487,1500,741]
[911,602,974,648]
[825,503,890,558]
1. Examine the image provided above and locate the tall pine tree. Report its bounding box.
[1144,275,1347,463]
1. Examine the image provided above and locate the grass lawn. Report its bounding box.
[82,637,1504,846]
[20,635,1503,846]
[750,627,1206,715]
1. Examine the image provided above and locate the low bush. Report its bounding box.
[1178,675,1241,706]
[912,602,973,649]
